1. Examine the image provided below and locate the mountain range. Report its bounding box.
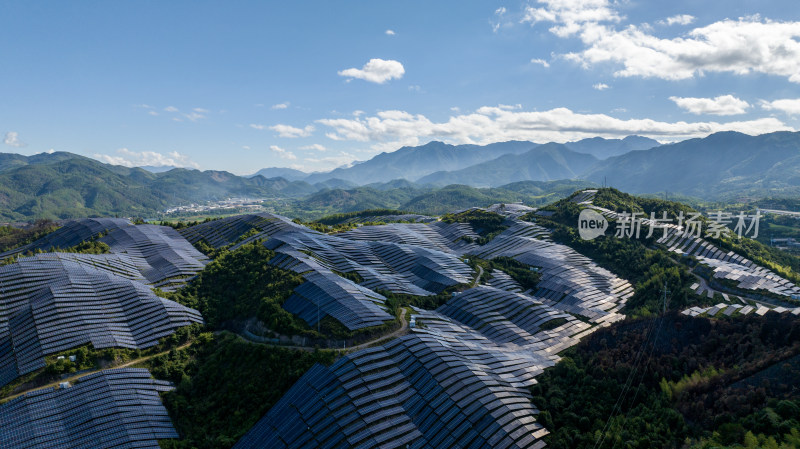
[0,131,799,221]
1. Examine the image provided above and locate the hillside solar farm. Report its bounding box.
[0,188,798,448]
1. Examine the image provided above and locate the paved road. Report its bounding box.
[473,265,484,287]
[0,341,195,404]
[236,308,410,353]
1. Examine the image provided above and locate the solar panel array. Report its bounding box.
[656,227,800,297]
[0,255,203,387]
[0,218,133,259]
[339,222,480,255]
[475,220,631,325]
[235,209,636,448]
[235,285,595,449]
[486,202,537,219]
[337,213,437,225]
[282,270,392,330]
[99,224,209,290]
[265,230,474,295]
[575,191,800,298]
[0,368,177,449]
[0,220,209,291]
[178,213,307,249]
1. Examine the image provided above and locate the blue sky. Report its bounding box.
[1,1,799,174]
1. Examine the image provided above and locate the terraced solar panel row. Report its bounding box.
[339,222,480,255]
[236,310,564,449]
[475,220,631,324]
[99,224,209,290]
[339,214,437,225]
[283,271,392,330]
[655,226,800,297]
[0,368,178,449]
[228,208,636,448]
[486,203,536,219]
[0,255,202,387]
[178,213,307,249]
[264,229,474,296]
[0,218,133,259]
[437,285,587,347]
[579,192,800,298]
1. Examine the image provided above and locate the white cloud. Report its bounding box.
[353,110,365,117]
[242,145,251,150]
[182,111,206,122]
[408,85,421,92]
[760,98,800,115]
[300,143,327,151]
[148,110,159,116]
[338,58,405,84]
[593,83,610,90]
[658,14,695,26]
[3,131,26,148]
[270,145,297,160]
[46,149,55,154]
[193,107,210,113]
[317,106,792,150]
[491,7,509,33]
[569,17,800,83]
[670,95,751,115]
[521,0,622,37]
[95,148,199,169]
[522,0,800,84]
[530,58,551,68]
[385,29,396,36]
[164,106,179,112]
[249,124,267,130]
[269,124,314,138]
[271,102,290,110]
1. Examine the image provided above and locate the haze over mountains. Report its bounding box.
[1,131,799,221]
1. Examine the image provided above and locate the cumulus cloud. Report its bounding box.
[338,59,405,84]
[4,131,26,148]
[270,145,298,160]
[523,0,800,84]
[300,143,327,151]
[521,0,622,37]
[317,106,792,150]
[760,98,800,115]
[249,124,267,130]
[670,95,751,115]
[658,14,695,26]
[593,83,610,90]
[583,19,800,83]
[530,58,551,67]
[269,124,314,138]
[271,102,290,109]
[164,106,179,112]
[385,29,396,36]
[94,148,199,169]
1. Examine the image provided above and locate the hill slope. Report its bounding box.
[304,140,538,184]
[418,143,598,187]
[583,131,800,198]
